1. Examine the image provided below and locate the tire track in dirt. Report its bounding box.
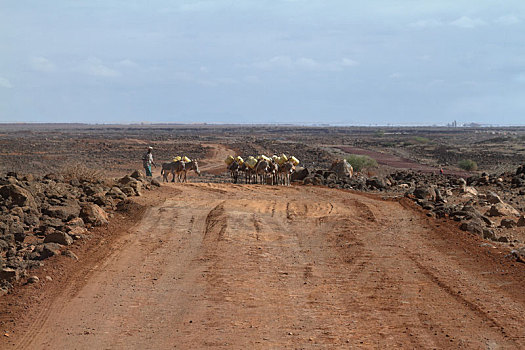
[5,184,525,349]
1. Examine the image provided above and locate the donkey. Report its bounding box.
[255,159,271,184]
[277,161,295,186]
[180,160,201,182]
[161,161,185,182]
[228,160,240,183]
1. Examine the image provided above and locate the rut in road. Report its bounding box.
[12,183,525,349]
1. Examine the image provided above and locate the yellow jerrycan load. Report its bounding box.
[235,156,244,164]
[225,155,235,165]
[173,156,182,162]
[182,156,191,163]
[260,155,271,162]
[290,156,299,166]
[246,156,258,169]
[277,156,286,166]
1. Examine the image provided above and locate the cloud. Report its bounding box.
[78,57,120,77]
[0,77,13,88]
[494,15,520,25]
[450,16,486,29]
[251,56,358,71]
[30,56,57,72]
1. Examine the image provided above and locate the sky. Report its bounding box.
[1,0,525,125]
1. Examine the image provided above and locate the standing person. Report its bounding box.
[143,146,156,177]
[439,167,444,175]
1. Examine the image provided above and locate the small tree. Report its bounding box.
[458,159,478,171]
[346,154,378,172]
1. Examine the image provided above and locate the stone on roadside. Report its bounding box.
[27,275,39,284]
[517,215,525,227]
[487,203,520,217]
[0,268,20,283]
[80,203,108,226]
[485,191,503,204]
[43,231,73,246]
[500,218,517,229]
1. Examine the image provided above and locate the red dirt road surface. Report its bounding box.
[3,182,525,348]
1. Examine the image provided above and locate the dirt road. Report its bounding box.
[5,181,525,349]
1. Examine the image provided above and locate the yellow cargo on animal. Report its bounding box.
[182,156,191,163]
[225,155,235,165]
[173,156,182,162]
[245,156,258,169]
[290,156,299,166]
[235,156,244,164]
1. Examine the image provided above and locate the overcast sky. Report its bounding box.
[1,1,524,125]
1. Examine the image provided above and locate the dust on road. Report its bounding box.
[6,182,525,349]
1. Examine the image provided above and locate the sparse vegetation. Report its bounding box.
[346,154,378,172]
[59,162,105,182]
[412,136,430,143]
[458,159,478,171]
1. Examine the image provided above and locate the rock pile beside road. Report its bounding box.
[296,165,525,263]
[0,170,159,294]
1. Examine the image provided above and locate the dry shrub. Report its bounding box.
[59,162,105,183]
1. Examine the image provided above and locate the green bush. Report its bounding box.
[412,136,430,143]
[458,159,478,171]
[346,154,378,172]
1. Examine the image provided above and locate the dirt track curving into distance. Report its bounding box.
[2,145,525,349]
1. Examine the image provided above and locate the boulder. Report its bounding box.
[0,184,37,209]
[485,191,503,204]
[92,193,114,207]
[413,186,436,201]
[150,178,161,187]
[459,221,483,235]
[67,226,87,240]
[499,219,516,229]
[517,215,525,227]
[10,222,25,242]
[80,204,108,226]
[130,170,145,181]
[43,231,73,245]
[366,177,387,190]
[0,268,19,283]
[510,247,525,263]
[107,186,127,200]
[462,186,478,196]
[120,186,136,197]
[34,243,62,260]
[66,217,85,228]
[329,160,354,178]
[291,167,309,182]
[118,175,138,186]
[42,200,81,221]
[487,203,520,217]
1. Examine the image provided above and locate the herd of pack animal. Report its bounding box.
[161,153,353,185]
[225,154,300,186]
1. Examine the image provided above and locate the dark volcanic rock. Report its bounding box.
[0,184,37,209]
[80,204,108,226]
[43,231,73,245]
[291,167,309,182]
